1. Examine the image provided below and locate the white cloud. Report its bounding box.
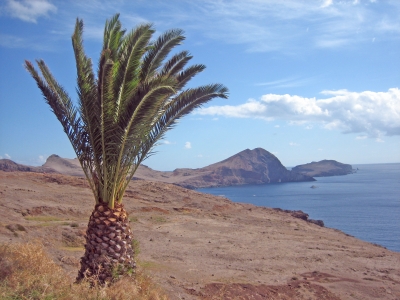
[38,155,46,164]
[356,135,368,140]
[289,142,300,146]
[169,0,400,52]
[5,0,57,23]
[185,142,192,149]
[163,140,172,145]
[4,154,11,159]
[256,76,315,89]
[196,88,400,138]
[321,0,333,8]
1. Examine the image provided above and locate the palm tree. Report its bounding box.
[25,14,228,284]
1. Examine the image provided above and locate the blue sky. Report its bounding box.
[0,0,399,170]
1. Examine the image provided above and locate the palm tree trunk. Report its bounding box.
[77,203,135,284]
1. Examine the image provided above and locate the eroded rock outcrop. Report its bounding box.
[273,208,324,227]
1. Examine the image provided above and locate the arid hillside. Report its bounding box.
[0,170,399,299]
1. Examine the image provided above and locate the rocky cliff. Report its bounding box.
[292,160,354,177]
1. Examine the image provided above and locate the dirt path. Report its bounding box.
[0,171,399,299]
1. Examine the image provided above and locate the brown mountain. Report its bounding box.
[175,148,315,188]
[43,155,86,176]
[0,159,54,173]
[1,148,315,188]
[292,160,354,177]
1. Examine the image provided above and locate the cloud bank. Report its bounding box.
[5,0,56,23]
[196,88,400,138]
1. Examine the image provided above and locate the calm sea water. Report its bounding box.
[198,163,400,252]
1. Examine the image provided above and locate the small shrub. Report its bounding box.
[62,231,84,247]
[132,238,141,256]
[129,216,139,222]
[25,216,62,222]
[152,216,167,223]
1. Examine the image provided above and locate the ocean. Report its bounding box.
[198,163,400,252]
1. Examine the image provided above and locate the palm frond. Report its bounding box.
[140,29,185,81]
[176,64,206,90]
[113,24,154,118]
[119,84,229,195]
[72,18,102,182]
[160,50,192,76]
[24,60,97,197]
[103,13,125,61]
[26,14,228,209]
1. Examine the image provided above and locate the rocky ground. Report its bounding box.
[0,171,399,299]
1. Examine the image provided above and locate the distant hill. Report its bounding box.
[0,148,315,188]
[0,159,54,173]
[292,160,354,177]
[175,148,315,188]
[43,155,86,177]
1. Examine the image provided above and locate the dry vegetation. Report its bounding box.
[0,242,168,300]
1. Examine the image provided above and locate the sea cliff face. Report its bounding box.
[292,160,354,177]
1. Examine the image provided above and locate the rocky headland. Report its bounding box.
[1,148,315,188]
[292,160,354,177]
[169,148,315,188]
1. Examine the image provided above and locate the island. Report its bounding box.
[292,160,354,177]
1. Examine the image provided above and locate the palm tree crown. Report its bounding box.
[25,14,228,209]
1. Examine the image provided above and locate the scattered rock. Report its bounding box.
[5,224,26,232]
[273,208,324,227]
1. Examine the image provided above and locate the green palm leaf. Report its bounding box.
[25,13,228,208]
